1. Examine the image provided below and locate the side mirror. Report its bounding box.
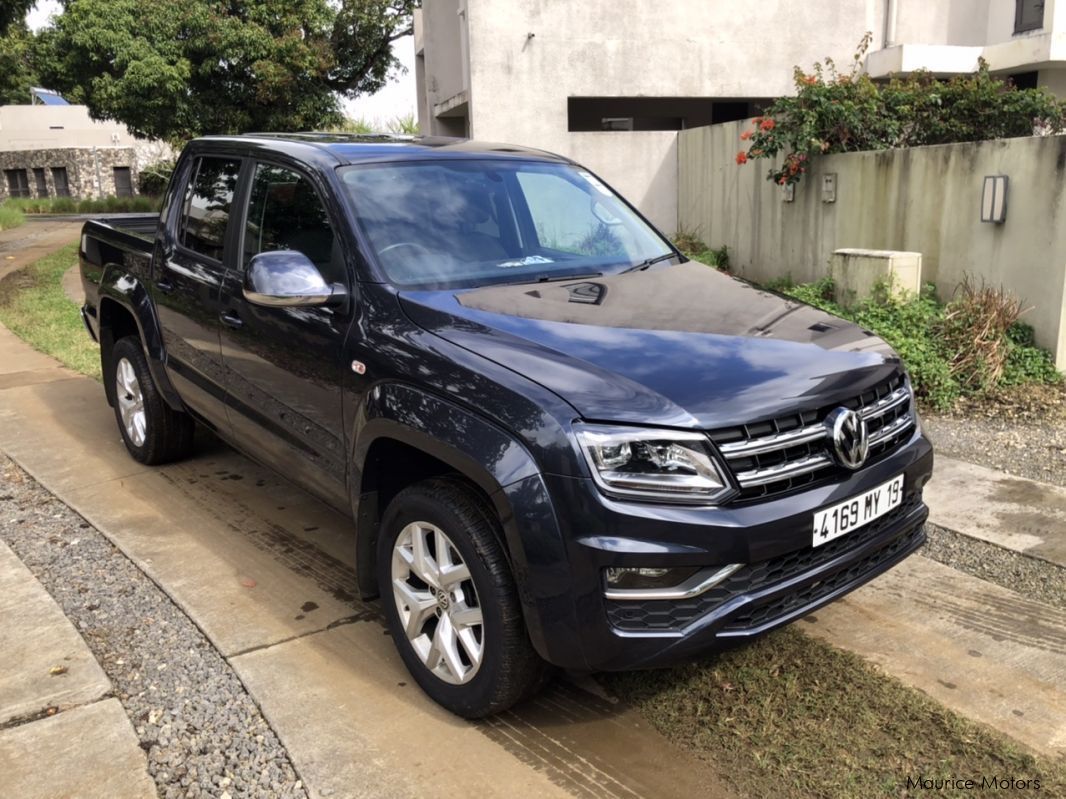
[243,250,347,308]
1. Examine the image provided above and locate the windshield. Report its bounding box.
[338,159,674,289]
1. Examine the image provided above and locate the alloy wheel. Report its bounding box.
[391,521,485,684]
[115,357,147,447]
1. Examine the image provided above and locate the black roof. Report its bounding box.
[193,133,570,167]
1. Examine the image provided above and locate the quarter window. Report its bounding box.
[243,163,339,282]
[180,156,241,262]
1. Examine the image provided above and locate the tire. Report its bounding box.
[108,336,196,465]
[377,476,547,717]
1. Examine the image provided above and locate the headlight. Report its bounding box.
[573,424,735,504]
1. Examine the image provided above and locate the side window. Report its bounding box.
[243,163,340,282]
[516,172,627,257]
[180,156,241,262]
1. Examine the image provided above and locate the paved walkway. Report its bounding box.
[0,219,83,284]
[0,540,155,799]
[0,326,732,797]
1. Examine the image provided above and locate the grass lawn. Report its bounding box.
[0,242,100,378]
[601,626,1065,798]
[0,203,25,231]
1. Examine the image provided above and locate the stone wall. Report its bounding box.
[0,146,141,201]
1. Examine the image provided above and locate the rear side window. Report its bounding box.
[243,163,339,282]
[181,156,241,261]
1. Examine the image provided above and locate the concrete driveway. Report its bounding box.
[0,324,731,799]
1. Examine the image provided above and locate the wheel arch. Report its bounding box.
[97,268,184,410]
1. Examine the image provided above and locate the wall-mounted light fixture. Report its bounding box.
[981,175,1008,223]
[782,183,795,203]
[821,173,837,203]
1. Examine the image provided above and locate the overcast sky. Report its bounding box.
[26,0,418,127]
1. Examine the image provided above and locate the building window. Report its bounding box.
[4,169,30,198]
[113,166,133,197]
[567,97,771,132]
[51,167,70,197]
[1009,71,1039,89]
[32,168,48,198]
[1015,0,1044,33]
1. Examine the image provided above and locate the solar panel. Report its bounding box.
[30,87,70,106]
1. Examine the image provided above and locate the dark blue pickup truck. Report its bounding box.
[80,134,933,717]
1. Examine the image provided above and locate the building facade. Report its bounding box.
[414,0,1066,231]
[0,104,169,202]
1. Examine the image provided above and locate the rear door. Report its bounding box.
[152,154,243,431]
[217,159,354,508]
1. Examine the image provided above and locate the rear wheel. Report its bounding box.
[377,477,547,717]
[109,336,195,465]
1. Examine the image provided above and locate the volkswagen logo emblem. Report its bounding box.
[825,407,869,470]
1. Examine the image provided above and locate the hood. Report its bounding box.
[398,262,901,429]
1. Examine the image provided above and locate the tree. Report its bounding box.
[0,0,35,35]
[35,0,416,142]
[0,23,39,105]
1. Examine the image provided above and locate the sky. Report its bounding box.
[26,0,418,126]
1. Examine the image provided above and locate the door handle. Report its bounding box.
[156,278,174,294]
[220,310,244,329]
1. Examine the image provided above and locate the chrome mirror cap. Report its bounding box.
[242,250,346,308]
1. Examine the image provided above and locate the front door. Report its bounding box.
[217,160,353,509]
[153,154,242,432]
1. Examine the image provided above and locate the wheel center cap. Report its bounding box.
[435,589,450,611]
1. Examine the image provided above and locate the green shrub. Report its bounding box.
[672,231,731,271]
[779,278,1060,410]
[137,159,175,196]
[737,34,1066,186]
[7,195,161,215]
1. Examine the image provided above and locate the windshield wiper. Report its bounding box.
[532,272,602,283]
[620,253,678,273]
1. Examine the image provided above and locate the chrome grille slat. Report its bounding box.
[718,424,826,457]
[733,454,833,487]
[713,375,914,501]
[860,387,910,421]
[868,412,914,446]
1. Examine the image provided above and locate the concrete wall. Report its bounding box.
[458,0,887,232]
[678,122,1066,366]
[0,106,141,151]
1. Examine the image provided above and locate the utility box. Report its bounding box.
[829,249,922,308]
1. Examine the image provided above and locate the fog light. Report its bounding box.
[604,566,699,591]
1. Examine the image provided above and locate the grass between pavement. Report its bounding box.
[3,240,1064,798]
[600,626,1066,798]
[0,242,100,379]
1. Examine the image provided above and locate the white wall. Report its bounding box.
[679,122,1066,366]
[0,106,141,151]
[457,0,887,232]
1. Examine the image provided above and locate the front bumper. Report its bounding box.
[527,429,933,671]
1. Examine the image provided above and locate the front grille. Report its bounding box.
[711,373,914,502]
[606,493,922,633]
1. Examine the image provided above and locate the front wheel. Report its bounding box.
[377,477,547,717]
[108,336,195,465]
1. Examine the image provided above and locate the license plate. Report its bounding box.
[812,475,904,547]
